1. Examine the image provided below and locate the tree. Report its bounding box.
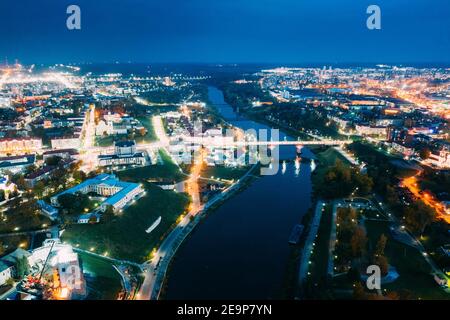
[58,193,91,215]
[354,172,374,195]
[73,170,87,183]
[373,254,389,276]
[33,181,46,199]
[385,185,399,206]
[352,282,368,300]
[351,227,368,258]
[419,148,431,160]
[0,241,5,256]
[13,175,27,191]
[347,267,361,283]
[101,206,115,223]
[374,234,387,257]
[15,256,30,279]
[45,156,62,166]
[404,201,435,235]
[25,165,37,175]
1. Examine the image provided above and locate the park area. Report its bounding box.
[61,182,190,262]
[201,165,251,181]
[330,211,448,299]
[117,149,186,182]
[78,252,123,300]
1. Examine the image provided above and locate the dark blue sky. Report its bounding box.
[1,0,449,64]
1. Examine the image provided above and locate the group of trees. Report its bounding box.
[336,208,390,279]
[347,142,440,238]
[9,160,85,199]
[353,282,413,300]
[264,105,340,138]
[347,142,401,196]
[220,81,273,111]
[15,256,30,279]
[319,160,373,199]
[403,200,435,236]
[0,198,45,233]
[371,234,389,276]
[57,192,93,216]
[335,208,368,269]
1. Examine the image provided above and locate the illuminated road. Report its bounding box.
[401,175,450,224]
[137,119,204,300]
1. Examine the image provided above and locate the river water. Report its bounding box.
[164,87,313,299]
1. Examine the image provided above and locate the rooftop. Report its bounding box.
[52,174,141,209]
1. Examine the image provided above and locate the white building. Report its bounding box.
[98,140,147,167]
[391,142,415,158]
[95,120,113,136]
[355,125,387,137]
[51,173,144,212]
[427,147,450,169]
[27,240,86,300]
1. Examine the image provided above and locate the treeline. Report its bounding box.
[335,208,389,277]
[264,105,340,138]
[219,82,274,110]
[317,159,373,199]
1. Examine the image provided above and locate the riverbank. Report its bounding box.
[148,163,261,300]
[161,87,313,299]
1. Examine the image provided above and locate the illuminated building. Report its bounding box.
[354,124,387,137]
[0,138,42,156]
[427,146,450,169]
[24,240,87,300]
[98,140,147,167]
[51,173,144,212]
[0,176,16,200]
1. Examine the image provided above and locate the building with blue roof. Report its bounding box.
[50,174,144,214]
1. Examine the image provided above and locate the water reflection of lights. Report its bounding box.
[310,159,316,172]
[294,157,301,177]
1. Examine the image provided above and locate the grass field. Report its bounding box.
[95,135,116,147]
[201,165,250,181]
[117,150,186,183]
[134,116,157,143]
[78,252,123,300]
[61,182,190,262]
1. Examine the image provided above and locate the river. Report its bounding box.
[164,86,313,299]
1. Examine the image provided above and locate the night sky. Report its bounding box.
[1,0,449,64]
